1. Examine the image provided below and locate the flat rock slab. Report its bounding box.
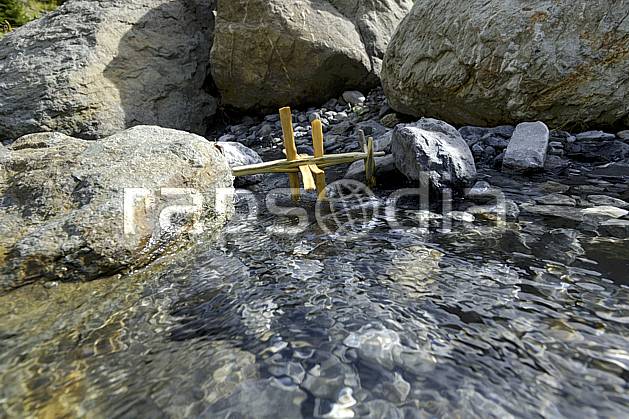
[534,194,577,207]
[598,219,629,239]
[520,204,584,222]
[587,195,629,209]
[582,206,629,220]
[503,122,549,173]
[575,131,616,141]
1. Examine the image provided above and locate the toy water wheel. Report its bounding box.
[231,106,386,200]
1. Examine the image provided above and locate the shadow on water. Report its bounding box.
[103,0,217,135]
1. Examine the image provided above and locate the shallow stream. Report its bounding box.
[1,169,628,418]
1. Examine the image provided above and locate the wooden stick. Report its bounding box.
[280,107,301,201]
[365,136,376,188]
[308,164,325,175]
[298,154,317,191]
[311,119,327,199]
[232,151,385,177]
[358,129,366,151]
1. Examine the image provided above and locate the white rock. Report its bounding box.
[582,206,629,219]
[342,90,366,106]
[587,195,629,209]
[502,122,549,173]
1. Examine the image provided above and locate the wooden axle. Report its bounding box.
[232,151,385,177]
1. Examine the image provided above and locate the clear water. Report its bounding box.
[1,174,628,418]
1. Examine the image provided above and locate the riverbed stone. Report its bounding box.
[342,91,366,106]
[467,200,520,222]
[566,139,629,163]
[541,181,571,194]
[203,378,306,418]
[575,131,616,141]
[586,195,629,209]
[344,155,401,184]
[502,122,549,174]
[216,142,264,187]
[0,126,234,292]
[543,155,571,174]
[531,228,584,265]
[391,118,477,192]
[582,206,629,220]
[534,194,576,207]
[590,163,629,179]
[0,0,217,141]
[598,219,629,239]
[465,181,498,204]
[520,204,584,222]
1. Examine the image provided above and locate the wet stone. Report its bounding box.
[258,123,274,137]
[544,155,571,174]
[531,228,584,265]
[379,372,411,403]
[586,195,629,209]
[567,139,629,163]
[575,131,616,141]
[520,204,584,222]
[466,181,496,203]
[267,361,306,384]
[380,113,401,128]
[581,206,629,220]
[467,199,520,221]
[534,194,577,207]
[572,184,606,195]
[598,219,629,239]
[589,163,629,178]
[301,362,348,400]
[447,211,475,223]
[541,181,571,194]
[202,378,306,418]
[485,136,509,149]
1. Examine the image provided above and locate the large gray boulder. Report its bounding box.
[382,0,629,129]
[391,118,477,192]
[0,126,234,292]
[0,0,216,141]
[211,0,413,111]
[502,122,550,173]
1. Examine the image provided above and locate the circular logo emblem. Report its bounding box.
[315,179,379,237]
